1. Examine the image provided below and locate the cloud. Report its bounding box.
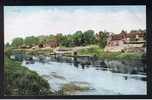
[4,8,146,43]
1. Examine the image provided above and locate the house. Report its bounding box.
[107,31,126,47]
[104,30,145,52]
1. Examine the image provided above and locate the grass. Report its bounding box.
[78,45,143,60]
[15,48,53,56]
[4,56,53,96]
[58,83,90,95]
[101,52,143,60]
[78,45,103,57]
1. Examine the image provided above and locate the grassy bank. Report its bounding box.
[57,82,90,95]
[8,44,144,61]
[14,48,53,56]
[78,45,144,60]
[4,56,53,96]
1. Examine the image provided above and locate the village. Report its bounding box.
[104,30,145,52]
[11,29,146,59]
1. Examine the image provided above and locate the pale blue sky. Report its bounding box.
[4,6,146,43]
[5,6,145,15]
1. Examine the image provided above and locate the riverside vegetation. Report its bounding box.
[4,48,53,96]
[12,45,144,61]
[78,45,144,60]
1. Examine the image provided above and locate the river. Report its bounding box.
[19,55,147,95]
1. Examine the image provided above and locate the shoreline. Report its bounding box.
[12,45,145,61]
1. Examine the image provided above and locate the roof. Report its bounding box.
[126,32,145,38]
[110,31,145,41]
[111,33,125,40]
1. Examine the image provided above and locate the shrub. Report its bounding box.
[4,56,53,96]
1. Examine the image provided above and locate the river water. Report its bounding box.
[20,55,146,95]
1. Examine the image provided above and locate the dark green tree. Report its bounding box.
[38,35,48,44]
[72,31,83,46]
[11,38,23,48]
[98,31,109,48]
[55,33,64,45]
[24,36,39,47]
[61,35,74,47]
[83,30,96,45]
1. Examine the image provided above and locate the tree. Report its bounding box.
[24,36,39,47]
[72,31,83,46]
[61,35,74,47]
[55,33,64,46]
[38,35,48,44]
[45,35,56,43]
[11,38,23,48]
[98,31,109,48]
[83,30,96,45]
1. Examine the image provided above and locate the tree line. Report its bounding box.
[5,30,109,49]
[5,29,145,49]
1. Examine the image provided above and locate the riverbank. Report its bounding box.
[15,47,53,56]
[78,45,144,60]
[4,56,53,96]
[12,45,144,61]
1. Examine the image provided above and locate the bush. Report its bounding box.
[4,56,53,96]
[79,45,103,57]
[4,47,13,57]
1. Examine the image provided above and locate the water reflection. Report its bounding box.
[11,53,146,76]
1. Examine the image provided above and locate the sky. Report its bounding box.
[4,6,146,43]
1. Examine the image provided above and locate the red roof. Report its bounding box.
[126,32,144,38]
[110,31,144,41]
[111,33,125,40]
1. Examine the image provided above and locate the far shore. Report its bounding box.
[10,45,145,61]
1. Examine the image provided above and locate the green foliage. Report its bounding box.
[24,36,39,47]
[78,45,143,60]
[59,83,90,95]
[9,29,97,48]
[100,52,143,60]
[61,35,74,47]
[4,56,53,96]
[79,45,103,57]
[27,48,53,56]
[116,53,143,60]
[61,30,96,47]
[72,31,83,46]
[98,31,109,48]
[9,29,146,49]
[11,30,97,48]
[55,33,64,44]
[11,38,24,48]
[38,35,48,44]
[46,35,56,42]
[4,47,13,57]
[83,30,96,45]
